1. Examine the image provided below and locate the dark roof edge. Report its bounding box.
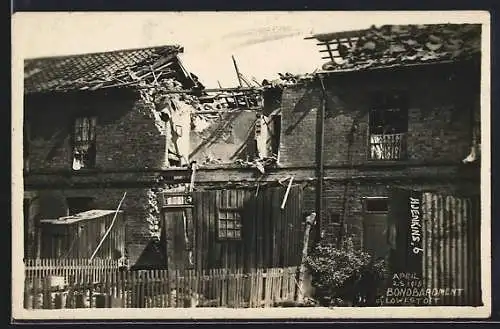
[305,28,368,41]
[313,56,480,75]
[305,23,482,42]
[23,85,141,96]
[24,44,184,62]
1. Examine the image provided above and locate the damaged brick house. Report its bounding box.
[191,24,482,266]
[287,24,482,257]
[147,24,482,278]
[23,45,203,267]
[22,44,298,273]
[22,24,483,281]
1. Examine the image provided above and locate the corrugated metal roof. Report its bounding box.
[40,209,122,225]
[309,24,481,72]
[24,45,183,94]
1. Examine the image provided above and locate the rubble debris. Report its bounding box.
[145,189,162,241]
[191,115,212,134]
[189,161,197,193]
[234,155,278,174]
[25,43,285,170]
[262,72,316,88]
[201,157,224,165]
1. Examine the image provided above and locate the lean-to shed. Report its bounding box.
[39,209,125,260]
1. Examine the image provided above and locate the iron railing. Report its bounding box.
[369,133,407,160]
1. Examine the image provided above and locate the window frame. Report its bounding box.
[363,197,389,214]
[216,207,243,241]
[71,115,97,170]
[270,114,282,161]
[66,197,95,216]
[367,91,409,161]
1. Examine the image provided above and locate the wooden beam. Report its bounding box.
[325,43,335,62]
[194,107,262,114]
[162,204,194,209]
[89,192,127,261]
[297,212,316,303]
[280,176,294,210]
[316,37,359,46]
[232,55,243,87]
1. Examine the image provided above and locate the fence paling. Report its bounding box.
[24,261,299,309]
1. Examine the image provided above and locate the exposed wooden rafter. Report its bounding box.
[316,37,360,61]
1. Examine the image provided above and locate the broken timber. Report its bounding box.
[232,55,244,87]
[102,84,264,93]
[89,192,127,261]
[297,212,316,303]
[280,176,294,210]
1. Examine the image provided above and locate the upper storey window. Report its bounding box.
[369,92,409,160]
[72,116,97,170]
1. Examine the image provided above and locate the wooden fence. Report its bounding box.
[24,260,299,309]
[25,258,121,283]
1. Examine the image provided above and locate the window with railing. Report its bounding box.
[369,92,408,160]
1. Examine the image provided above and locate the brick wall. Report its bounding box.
[25,88,168,171]
[23,88,177,267]
[279,62,479,167]
[277,61,481,248]
[302,179,480,248]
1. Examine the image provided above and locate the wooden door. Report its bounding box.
[362,197,390,260]
[164,207,194,272]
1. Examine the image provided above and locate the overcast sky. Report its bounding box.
[13,11,487,87]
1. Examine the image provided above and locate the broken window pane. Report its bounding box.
[73,116,97,170]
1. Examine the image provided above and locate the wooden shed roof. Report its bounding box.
[40,210,123,225]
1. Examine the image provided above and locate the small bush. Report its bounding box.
[305,237,390,307]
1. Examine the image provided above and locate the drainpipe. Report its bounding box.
[315,74,327,241]
[462,97,479,164]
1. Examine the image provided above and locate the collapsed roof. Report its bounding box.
[308,24,481,72]
[24,45,198,94]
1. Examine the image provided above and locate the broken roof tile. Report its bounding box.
[24,45,184,94]
[310,24,481,72]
